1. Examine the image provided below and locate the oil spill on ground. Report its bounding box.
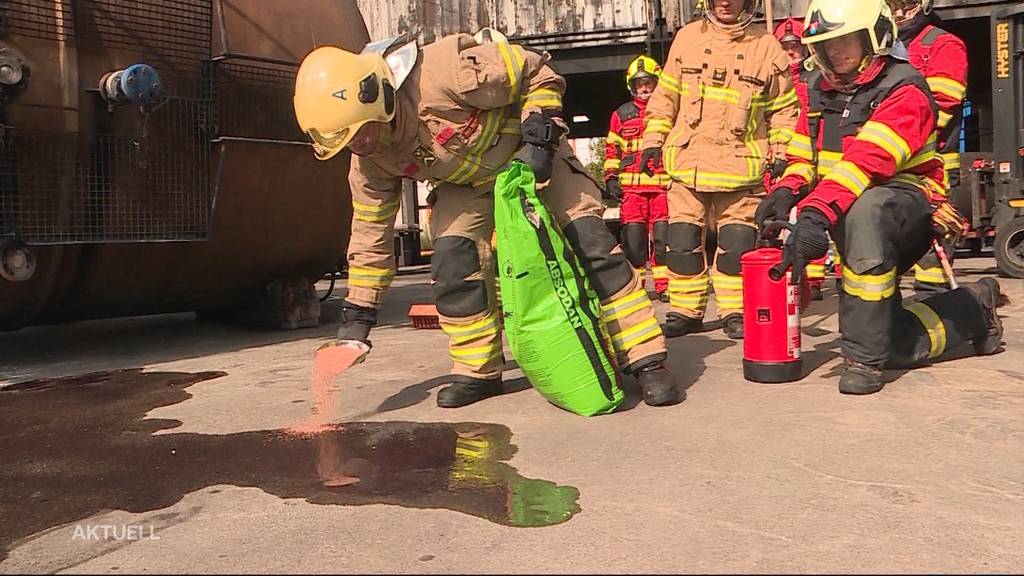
[0,369,580,561]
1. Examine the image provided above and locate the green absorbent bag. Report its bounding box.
[494,162,623,416]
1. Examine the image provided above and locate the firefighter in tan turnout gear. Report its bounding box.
[640,0,800,340]
[293,32,683,408]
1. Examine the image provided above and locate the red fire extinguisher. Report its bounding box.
[741,222,806,383]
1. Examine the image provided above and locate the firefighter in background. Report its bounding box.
[604,56,671,302]
[887,0,969,294]
[762,0,1004,395]
[293,31,684,408]
[640,0,800,340]
[769,17,827,301]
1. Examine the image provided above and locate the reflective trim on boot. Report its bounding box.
[838,361,884,395]
[436,376,504,408]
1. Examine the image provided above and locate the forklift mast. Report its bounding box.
[991,4,1024,221]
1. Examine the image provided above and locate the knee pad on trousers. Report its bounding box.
[431,236,488,318]
[652,221,668,264]
[621,223,649,269]
[715,224,757,276]
[562,215,633,298]
[666,222,705,276]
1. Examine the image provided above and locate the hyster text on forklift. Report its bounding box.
[958,5,1024,278]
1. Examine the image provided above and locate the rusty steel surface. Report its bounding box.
[0,0,368,330]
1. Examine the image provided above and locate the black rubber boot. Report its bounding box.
[663,312,702,338]
[635,362,685,406]
[436,376,503,408]
[811,285,823,301]
[838,360,885,395]
[723,314,744,340]
[964,277,1005,356]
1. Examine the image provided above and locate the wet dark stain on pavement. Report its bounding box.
[0,369,580,561]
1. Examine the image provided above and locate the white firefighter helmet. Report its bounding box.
[802,0,897,77]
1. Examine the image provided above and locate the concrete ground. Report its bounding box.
[1,257,1022,574]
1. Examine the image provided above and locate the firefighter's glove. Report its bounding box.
[605,178,623,202]
[639,147,663,176]
[775,209,831,284]
[931,200,965,243]
[755,187,797,233]
[514,112,564,183]
[337,300,377,345]
[769,157,789,180]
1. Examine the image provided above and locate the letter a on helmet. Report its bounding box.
[294,47,399,161]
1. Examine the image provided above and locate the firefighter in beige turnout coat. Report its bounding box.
[293,32,684,408]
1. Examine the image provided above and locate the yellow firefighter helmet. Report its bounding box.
[802,0,897,76]
[696,0,762,30]
[293,46,397,161]
[625,55,661,93]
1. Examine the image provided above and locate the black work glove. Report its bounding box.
[639,147,663,176]
[605,178,623,202]
[514,111,564,183]
[772,209,831,284]
[768,157,788,180]
[337,299,377,344]
[755,186,797,233]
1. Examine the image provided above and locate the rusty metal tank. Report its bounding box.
[0,0,367,330]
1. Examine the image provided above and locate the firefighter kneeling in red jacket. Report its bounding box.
[758,0,1005,395]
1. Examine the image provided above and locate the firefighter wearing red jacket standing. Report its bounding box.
[759,0,1004,395]
[605,56,671,302]
[887,0,969,294]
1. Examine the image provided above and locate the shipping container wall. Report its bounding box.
[356,0,672,43]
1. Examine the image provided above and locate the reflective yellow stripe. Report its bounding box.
[450,344,502,366]
[601,289,654,323]
[769,127,795,145]
[524,87,562,109]
[937,110,953,130]
[670,294,708,309]
[610,317,661,350]
[787,133,814,160]
[823,160,872,196]
[913,264,947,284]
[766,88,799,112]
[859,121,912,165]
[497,41,523,105]
[645,118,673,134]
[782,162,816,182]
[711,273,743,291]
[818,150,842,175]
[701,85,741,104]
[842,267,897,302]
[604,159,621,171]
[607,132,627,147]
[621,173,672,187]
[442,315,500,344]
[806,263,826,279]
[652,265,668,279]
[906,301,948,358]
[941,151,961,170]
[667,169,763,189]
[659,74,685,95]
[499,117,520,136]
[348,266,396,288]
[927,76,967,102]
[715,293,743,311]
[448,108,503,184]
[353,198,400,223]
[669,276,709,292]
